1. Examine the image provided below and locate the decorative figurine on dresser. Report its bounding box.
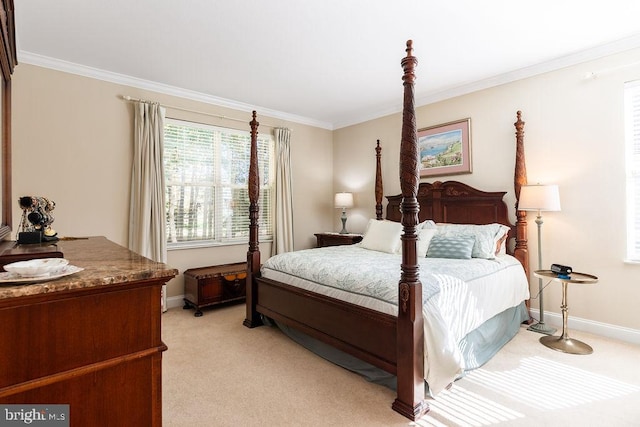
[0,197,65,269]
[17,196,59,244]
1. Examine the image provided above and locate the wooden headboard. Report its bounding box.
[385,180,516,253]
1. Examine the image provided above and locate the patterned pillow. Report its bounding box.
[434,223,510,259]
[426,235,475,259]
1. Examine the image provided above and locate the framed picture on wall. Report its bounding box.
[418,118,471,177]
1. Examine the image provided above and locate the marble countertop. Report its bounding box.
[0,236,178,300]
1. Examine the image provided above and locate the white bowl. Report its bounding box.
[4,258,69,277]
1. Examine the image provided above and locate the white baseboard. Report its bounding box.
[529,308,640,345]
[167,294,186,310]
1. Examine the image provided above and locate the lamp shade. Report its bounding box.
[334,192,354,209]
[519,184,561,212]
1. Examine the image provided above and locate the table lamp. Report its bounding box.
[518,184,561,335]
[334,192,354,234]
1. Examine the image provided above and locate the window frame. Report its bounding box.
[164,118,274,250]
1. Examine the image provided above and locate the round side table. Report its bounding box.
[533,270,598,355]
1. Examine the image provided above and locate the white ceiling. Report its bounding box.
[14,1,640,129]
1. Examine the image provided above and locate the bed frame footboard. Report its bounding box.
[256,276,397,372]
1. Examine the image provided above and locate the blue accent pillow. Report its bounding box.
[426,235,475,259]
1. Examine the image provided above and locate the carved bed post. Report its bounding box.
[375,140,383,220]
[513,111,530,284]
[243,111,262,328]
[391,40,429,421]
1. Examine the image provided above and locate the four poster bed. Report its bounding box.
[243,40,531,421]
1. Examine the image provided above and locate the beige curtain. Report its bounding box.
[128,101,167,263]
[273,127,294,254]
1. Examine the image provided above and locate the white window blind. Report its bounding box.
[164,119,273,248]
[625,81,640,262]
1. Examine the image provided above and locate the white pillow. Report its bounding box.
[417,228,437,257]
[419,219,437,230]
[360,219,403,253]
[495,231,509,256]
[395,220,437,254]
[435,223,510,259]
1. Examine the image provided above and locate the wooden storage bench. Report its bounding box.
[183,262,247,316]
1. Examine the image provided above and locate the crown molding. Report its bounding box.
[416,33,640,105]
[17,50,334,130]
[333,33,640,129]
[19,32,640,131]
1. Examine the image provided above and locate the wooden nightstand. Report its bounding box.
[315,232,363,248]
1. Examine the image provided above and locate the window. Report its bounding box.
[164,119,274,248]
[625,81,640,262]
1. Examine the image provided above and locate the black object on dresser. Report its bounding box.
[315,232,363,248]
[183,262,247,316]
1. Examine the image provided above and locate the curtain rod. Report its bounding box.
[120,95,278,129]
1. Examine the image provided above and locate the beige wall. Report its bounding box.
[334,47,640,334]
[11,64,333,299]
[11,47,640,336]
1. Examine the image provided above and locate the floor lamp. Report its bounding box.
[519,184,561,335]
[334,192,354,234]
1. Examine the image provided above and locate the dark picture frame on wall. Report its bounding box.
[418,118,471,178]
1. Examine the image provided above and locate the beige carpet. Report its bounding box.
[162,304,640,426]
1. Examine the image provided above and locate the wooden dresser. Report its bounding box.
[0,237,177,426]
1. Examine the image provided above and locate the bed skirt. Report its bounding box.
[264,301,529,396]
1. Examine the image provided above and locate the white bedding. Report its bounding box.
[261,245,530,394]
